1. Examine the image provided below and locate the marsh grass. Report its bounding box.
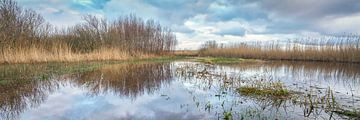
[174,62,360,119]
[237,81,291,99]
[0,80,9,85]
[223,111,232,120]
[0,0,177,64]
[0,47,139,64]
[297,88,360,119]
[0,56,183,86]
[238,82,360,119]
[333,110,360,119]
[0,62,104,85]
[199,35,360,63]
[239,82,360,119]
[174,50,198,57]
[195,57,253,64]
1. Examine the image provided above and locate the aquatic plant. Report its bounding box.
[223,111,232,120]
[237,81,291,99]
[333,110,360,119]
[175,62,360,119]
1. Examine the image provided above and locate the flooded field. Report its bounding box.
[0,60,359,120]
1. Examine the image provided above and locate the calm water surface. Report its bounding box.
[0,61,359,120]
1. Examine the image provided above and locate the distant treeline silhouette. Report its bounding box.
[0,0,177,63]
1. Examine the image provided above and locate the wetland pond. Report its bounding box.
[0,60,359,120]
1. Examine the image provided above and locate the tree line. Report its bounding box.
[0,0,177,61]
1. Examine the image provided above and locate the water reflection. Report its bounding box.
[225,62,360,97]
[71,63,172,98]
[0,63,173,120]
[175,62,360,119]
[0,61,359,120]
[0,64,59,120]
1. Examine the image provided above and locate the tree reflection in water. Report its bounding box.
[0,63,173,120]
[0,61,359,120]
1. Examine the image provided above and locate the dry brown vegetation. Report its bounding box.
[174,50,198,56]
[199,36,360,63]
[0,0,176,64]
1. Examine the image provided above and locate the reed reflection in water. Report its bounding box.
[0,61,359,120]
[0,62,173,120]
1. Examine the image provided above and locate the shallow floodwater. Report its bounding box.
[0,61,359,120]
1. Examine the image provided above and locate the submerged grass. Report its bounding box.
[237,82,291,99]
[175,62,360,119]
[237,80,359,119]
[333,110,360,119]
[0,80,10,85]
[0,56,186,85]
[223,111,232,120]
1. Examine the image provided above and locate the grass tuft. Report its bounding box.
[0,80,10,85]
[237,82,291,99]
[333,110,360,119]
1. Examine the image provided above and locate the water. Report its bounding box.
[0,61,359,120]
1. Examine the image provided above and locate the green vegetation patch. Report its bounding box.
[237,82,292,99]
[0,56,185,85]
[195,57,250,64]
[0,80,11,85]
[223,111,232,120]
[333,110,360,119]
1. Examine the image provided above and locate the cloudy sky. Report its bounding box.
[19,0,360,49]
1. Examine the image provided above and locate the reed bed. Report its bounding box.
[174,50,198,57]
[199,36,360,63]
[0,46,155,64]
[0,0,176,64]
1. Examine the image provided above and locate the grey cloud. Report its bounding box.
[216,27,247,36]
[142,0,213,25]
[252,0,360,20]
[206,0,269,22]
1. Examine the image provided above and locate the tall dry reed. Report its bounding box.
[0,0,176,64]
[199,36,360,63]
[0,45,153,64]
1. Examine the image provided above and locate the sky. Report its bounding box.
[18,0,360,50]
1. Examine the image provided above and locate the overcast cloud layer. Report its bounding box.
[19,0,360,49]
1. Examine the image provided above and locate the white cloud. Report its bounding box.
[316,14,360,33]
[176,14,281,50]
[175,31,295,50]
